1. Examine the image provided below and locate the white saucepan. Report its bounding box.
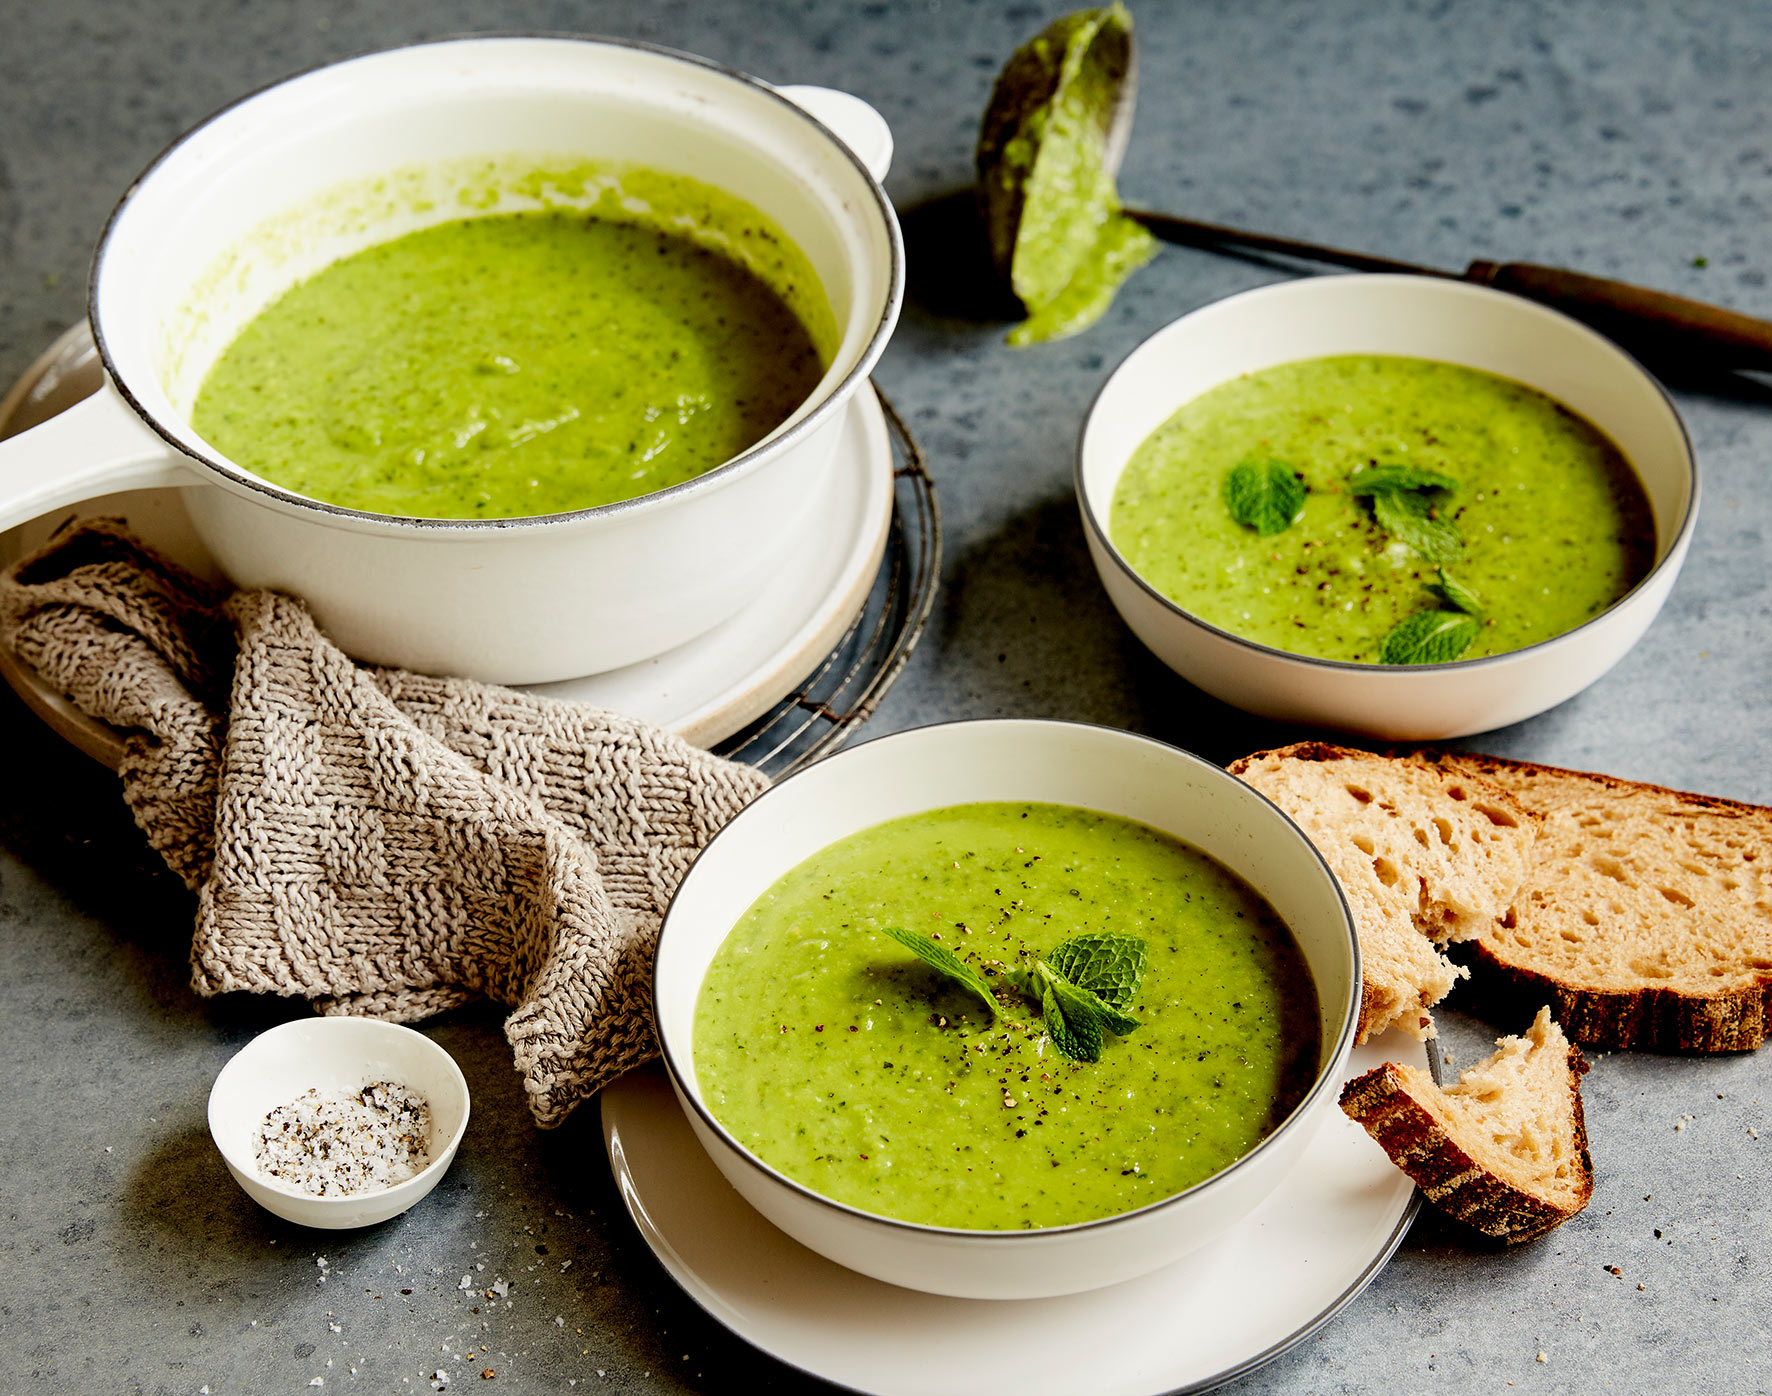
[0,36,903,683]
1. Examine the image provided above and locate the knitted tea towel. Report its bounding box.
[0,519,770,1126]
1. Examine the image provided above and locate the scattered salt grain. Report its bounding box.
[255,1082,431,1196]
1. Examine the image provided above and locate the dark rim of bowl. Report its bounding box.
[87,31,905,534]
[1073,273,1701,675]
[652,716,1364,1244]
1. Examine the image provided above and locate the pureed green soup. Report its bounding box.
[191,170,830,520]
[692,801,1320,1231]
[1109,355,1657,664]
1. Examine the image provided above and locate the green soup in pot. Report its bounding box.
[191,173,830,521]
[692,801,1321,1232]
[1108,354,1657,664]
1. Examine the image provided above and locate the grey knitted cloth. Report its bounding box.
[0,520,769,1126]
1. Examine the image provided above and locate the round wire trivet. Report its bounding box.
[712,387,940,779]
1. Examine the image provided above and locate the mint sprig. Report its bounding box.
[1040,980,1104,1062]
[1033,933,1146,1060]
[1043,932,1145,1013]
[1039,962,1139,1038]
[1224,459,1307,536]
[880,926,998,1019]
[881,928,1147,1063]
[1371,489,1462,565]
[1380,568,1486,665]
[1424,567,1482,616]
[1380,607,1483,665]
[1352,464,1463,565]
[1347,464,1460,495]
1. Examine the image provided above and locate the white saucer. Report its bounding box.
[0,324,894,763]
[600,1031,1429,1396]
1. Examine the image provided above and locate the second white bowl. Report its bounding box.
[653,719,1359,1299]
[1076,275,1698,740]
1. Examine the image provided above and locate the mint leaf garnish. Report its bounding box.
[1346,464,1460,495]
[1379,608,1483,665]
[1044,933,1146,1011]
[1047,966,1141,1036]
[889,930,1149,1063]
[1352,463,1463,565]
[1032,941,1144,1059]
[1040,980,1102,1063]
[1371,489,1462,565]
[881,926,998,1019]
[1224,459,1307,536]
[1425,568,1482,616]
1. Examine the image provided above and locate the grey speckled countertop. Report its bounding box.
[2,2,1769,1393]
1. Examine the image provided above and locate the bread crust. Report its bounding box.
[1420,750,1772,1053]
[1229,741,1539,1043]
[1339,1041,1594,1245]
[1467,946,1771,1052]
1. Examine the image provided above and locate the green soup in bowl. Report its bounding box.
[1109,354,1656,665]
[693,800,1321,1231]
[190,164,834,520]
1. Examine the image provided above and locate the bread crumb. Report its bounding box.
[1536,1352,1547,1363]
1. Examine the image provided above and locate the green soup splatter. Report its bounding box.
[692,801,1320,1231]
[1109,355,1656,663]
[192,200,826,520]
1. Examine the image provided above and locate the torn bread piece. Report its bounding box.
[1339,1008,1593,1244]
[1430,752,1772,1051]
[1229,742,1539,1042]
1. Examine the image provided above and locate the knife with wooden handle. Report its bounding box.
[1129,207,1772,372]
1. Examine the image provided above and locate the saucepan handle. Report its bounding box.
[776,85,895,184]
[0,378,202,536]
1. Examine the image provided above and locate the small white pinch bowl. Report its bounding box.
[1077,274,1699,740]
[208,1017,470,1230]
[652,718,1360,1299]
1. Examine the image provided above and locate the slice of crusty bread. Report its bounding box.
[1339,1008,1593,1244]
[1228,742,1540,1043]
[1429,752,1772,1051]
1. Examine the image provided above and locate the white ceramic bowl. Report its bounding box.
[208,1017,470,1230]
[1077,275,1698,740]
[0,36,903,683]
[653,719,1360,1299]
